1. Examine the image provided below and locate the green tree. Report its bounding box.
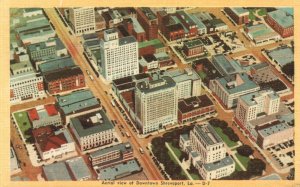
[237,145,254,157]
[282,62,294,79]
[247,159,266,176]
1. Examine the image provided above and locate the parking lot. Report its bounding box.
[266,139,294,169]
[202,31,246,56]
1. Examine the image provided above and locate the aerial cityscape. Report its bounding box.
[10,7,294,181]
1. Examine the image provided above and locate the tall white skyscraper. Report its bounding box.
[135,76,178,134]
[69,7,96,36]
[100,28,139,81]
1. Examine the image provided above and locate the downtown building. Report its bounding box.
[265,9,294,38]
[43,66,85,95]
[10,72,46,104]
[69,7,96,36]
[234,89,294,149]
[27,104,62,129]
[89,142,134,169]
[235,89,280,127]
[224,7,249,25]
[180,123,235,180]
[135,76,178,134]
[70,110,115,151]
[136,8,158,40]
[209,73,260,109]
[100,28,139,81]
[32,126,75,161]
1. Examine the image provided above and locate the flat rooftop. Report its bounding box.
[39,56,75,73]
[163,68,200,83]
[202,156,234,171]
[258,122,292,138]
[217,73,259,94]
[240,89,279,107]
[267,46,294,67]
[183,38,203,49]
[43,66,83,82]
[70,110,114,137]
[178,95,214,113]
[194,124,223,146]
[131,17,145,33]
[138,39,164,49]
[66,157,91,181]
[43,162,72,181]
[56,89,100,115]
[136,76,176,94]
[90,142,132,159]
[97,159,141,180]
[246,23,280,42]
[230,7,249,16]
[139,7,157,20]
[212,54,242,76]
[268,9,294,28]
[249,103,292,128]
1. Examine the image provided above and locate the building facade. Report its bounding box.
[182,39,205,57]
[209,73,260,109]
[89,142,134,169]
[136,8,158,40]
[178,95,216,124]
[70,110,115,151]
[265,9,294,38]
[43,66,85,95]
[27,104,62,129]
[69,8,96,36]
[32,127,75,160]
[135,76,178,134]
[188,124,235,180]
[100,28,139,81]
[224,7,249,25]
[10,72,46,104]
[235,89,280,127]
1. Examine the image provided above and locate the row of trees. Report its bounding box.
[209,119,239,142]
[152,137,187,180]
[151,125,196,180]
[224,159,266,180]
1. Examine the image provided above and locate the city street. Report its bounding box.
[9,7,294,181]
[43,8,163,180]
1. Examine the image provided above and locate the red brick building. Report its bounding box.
[166,24,185,41]
[43,66,85,95]
[265,9,294,38]
[182,38,205,57]
[178,95,216,124]
[136,8,158,40]
[224,7,249,25]
[123,18,146,42]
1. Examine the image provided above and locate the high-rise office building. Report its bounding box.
[135,76,178,134]
[100,28,139,81]
[69,8,96,36]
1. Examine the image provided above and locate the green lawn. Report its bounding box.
[167,148,178,163]
[235,153,250,168]
[249,9,256,21]
[190,173,201,180]
[13,111,32,140]
[167,142,182,158]
[234,160,242,171]
[197,71,207,80]
[212,127,238,148]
